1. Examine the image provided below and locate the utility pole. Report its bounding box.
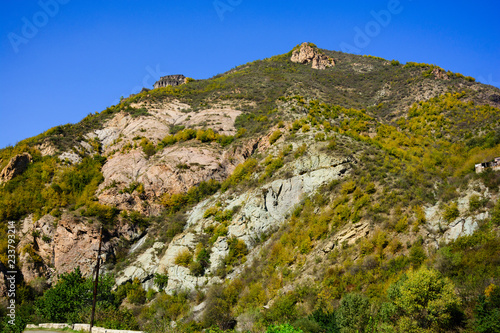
[90,226,103,331]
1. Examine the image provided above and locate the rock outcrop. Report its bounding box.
[291,42,335,70]
[153,75,187,89]
[15,212,144,285]
[148,151,355,292]
[432,67,449,80]
[92,102,246,214]
[115,241,165,289]
[0,153,32,183]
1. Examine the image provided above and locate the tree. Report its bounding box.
[336,293,370,333]
[475,284,500,333]
[387,267,462,331]
[35,267,90,322]
[35,267,116,323]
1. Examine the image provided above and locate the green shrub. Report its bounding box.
[153,273,169,291]
[190,246,211,277]
[409,244,426,267]
[294,144,307,158]
[221,158,258,191]
[202,281,242,330]
[175,249,193,267]
[161,179,220,214]
[491,199,500,226]
[264,293,298,325]
[314,133,325,141]
[469,195,488,212]
[269,130,283,145]
[260,157,283,181]
[336,293,370,333]
[224,237,248,267]
[127,285,147,305]
[141,291,190,331]
[474,284,500,333]
[169,125,185,135]
[35,267,115,323]
[292,120,302,131]
[140,138,156,158]
[266,323,303,333]
[443,202,459,222]
[394,216,408,233]
[341,180,357,195]
[236,128,247,138]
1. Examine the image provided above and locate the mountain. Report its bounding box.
[1,42,500,333]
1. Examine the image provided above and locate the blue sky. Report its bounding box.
[1,0,499,149]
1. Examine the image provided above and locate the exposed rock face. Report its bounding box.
[58,151,82,164]
[36,141,57,156]
[0,153,32,183]
[432,67,449,80]
[149,152,355,292]
[93,102,246,214]
[153,75,187,89]
[52,215,103,277]
[291,42,335,70]
[14,212,144,286]
[115,241,164,289]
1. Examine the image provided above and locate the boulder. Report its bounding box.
[0,153,32,183]
[291,42,335,70]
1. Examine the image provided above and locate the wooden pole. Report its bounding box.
[90,226,102,330]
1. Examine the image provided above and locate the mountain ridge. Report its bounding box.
[1,43,500,333]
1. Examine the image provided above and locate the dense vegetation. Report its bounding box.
[1,45,500,332]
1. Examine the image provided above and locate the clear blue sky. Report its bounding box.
[1,0,499,149]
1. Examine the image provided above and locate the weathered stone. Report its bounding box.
[58,151,82,164]
[153,75,186,89]
[0,153,32,183]
[291,42,335,70]
[336,222,370,245]
[36,141,57,156]
[52,215,103,277]
[432,67,449,80]
[115,242,164,288]
[73,323,91,332]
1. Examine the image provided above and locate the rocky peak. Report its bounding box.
[432,67,450,80]
[291,42,335,70]
[0,152,32,183]
[153,75,187,89]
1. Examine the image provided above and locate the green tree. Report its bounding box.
[35,267,90,322]
[202,280,242,330]
[475,284,500,333]
[336,293,370,333]
[387,267,462,331]
[35,267,116,323]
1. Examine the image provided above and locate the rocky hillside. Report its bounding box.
[1,43,500,333]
